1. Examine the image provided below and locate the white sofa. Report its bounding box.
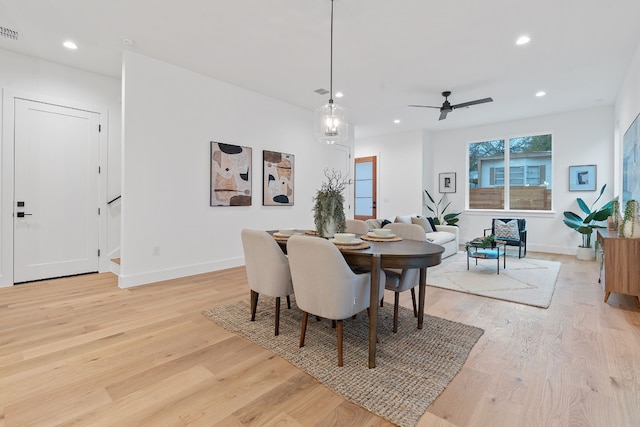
[365,215,460,259]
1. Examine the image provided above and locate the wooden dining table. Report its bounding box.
[272,231,444,368]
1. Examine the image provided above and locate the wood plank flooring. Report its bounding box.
[1,252,639,426]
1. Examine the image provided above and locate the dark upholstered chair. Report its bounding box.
[484,218,527,258]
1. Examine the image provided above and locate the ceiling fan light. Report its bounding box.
[315,101,348,145]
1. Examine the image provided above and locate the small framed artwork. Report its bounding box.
[569,165,596,191]
[263,150,294,206]
[210,141,252,206]
[439,172,456,193]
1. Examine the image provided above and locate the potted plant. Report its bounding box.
[562,184,614,260]
[313,169,347,238]
[423,189,460,226]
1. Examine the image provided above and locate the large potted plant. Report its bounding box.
[562,184,614,260]
[313,169,347,238]
[423,190,461,226]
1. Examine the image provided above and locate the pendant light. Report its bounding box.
[315,0,348,144]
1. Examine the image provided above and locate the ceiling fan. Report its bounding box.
[409,91,493,121]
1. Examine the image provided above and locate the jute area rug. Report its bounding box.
[203,299,483,427]
[427,251,561,308]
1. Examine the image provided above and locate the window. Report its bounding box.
[468,134,552,210]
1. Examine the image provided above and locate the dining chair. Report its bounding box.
[382,222,426,332]
[286,234,385,366]
[345,219,369,235]
[240,229,294,336]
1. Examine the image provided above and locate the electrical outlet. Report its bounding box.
[152,246,160,256]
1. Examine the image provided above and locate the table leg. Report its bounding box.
[503,244,506,268]
[368,254,381,369]
[417,267,427,329]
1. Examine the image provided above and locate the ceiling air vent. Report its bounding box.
[1,26,19,40]
[314,88,329,95]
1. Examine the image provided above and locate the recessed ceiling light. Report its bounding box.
[535,91,546,97]
[335,92,344,98]
[63,40,77,50]
[393,119,400,124]
[516,35,530,45]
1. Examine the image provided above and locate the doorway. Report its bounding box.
[12,98,100,283]
[354,156,377,220]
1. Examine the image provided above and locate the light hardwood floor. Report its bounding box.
[1,252,639,426]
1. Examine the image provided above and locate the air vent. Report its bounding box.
[314,88,329,95]
[0,26,19,40]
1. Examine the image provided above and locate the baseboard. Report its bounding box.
[117,257,245,288]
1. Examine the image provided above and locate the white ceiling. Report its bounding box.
[1,0,639,139]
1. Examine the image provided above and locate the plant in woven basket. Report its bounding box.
[313,169,347,238]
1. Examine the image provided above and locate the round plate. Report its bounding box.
[329,238,363,245]
[366,231,396,239]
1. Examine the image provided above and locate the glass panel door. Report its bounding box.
[354,156,376,220]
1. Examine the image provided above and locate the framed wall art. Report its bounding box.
[210,141,252,206]
[263,150,294,206]
[568,164,596,191]
[439,172,456,193]
[623,112,640,205]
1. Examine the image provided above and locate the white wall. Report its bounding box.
[354,130,424,220]
[120,51,343,287]
[0,48,121,287]
[429,106,615,254]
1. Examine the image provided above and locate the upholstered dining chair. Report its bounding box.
[240,229,294,336]
[485,218,527,258]
[345,219,369,235]
[286,234,385,367]
[382,222,426,332]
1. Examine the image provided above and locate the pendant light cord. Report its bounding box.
[329,0,334,104]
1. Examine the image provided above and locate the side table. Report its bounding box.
[465,240,507,274]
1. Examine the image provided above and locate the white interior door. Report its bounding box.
[13,98,99,283]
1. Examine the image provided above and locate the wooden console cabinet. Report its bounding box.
[597,229,640,308]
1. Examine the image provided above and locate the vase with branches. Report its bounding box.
[313,169,347,238]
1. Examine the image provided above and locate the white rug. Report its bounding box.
[427,252,561,308]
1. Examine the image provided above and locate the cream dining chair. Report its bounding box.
[345,219,369,235]
[286,234,385,366]
[382,222,427,332]
[240,229,294,336]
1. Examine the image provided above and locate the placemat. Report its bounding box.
[333,241,371,250]
[361,234,403,242]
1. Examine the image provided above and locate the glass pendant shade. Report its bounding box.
[315,101,348,144]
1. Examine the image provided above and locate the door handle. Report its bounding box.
[16,212,32,218]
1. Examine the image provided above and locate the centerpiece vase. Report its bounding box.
[620,199,640,238]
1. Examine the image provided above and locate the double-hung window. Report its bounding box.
[468,134,552,211]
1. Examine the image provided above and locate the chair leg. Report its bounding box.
[300,312,309,347]
[380,296,384,307]
[274,297,281,336]
[410,288,417,317]
[336,320,344,367]
[286,295,291,309]
[250,290,259,321]
[393,292,400,333]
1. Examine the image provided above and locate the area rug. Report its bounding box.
[427,252,561,308]
[203,300,483,427]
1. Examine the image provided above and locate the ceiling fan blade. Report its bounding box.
[451,97,493,109]
[439,110,449,121]
[408,104,441,109]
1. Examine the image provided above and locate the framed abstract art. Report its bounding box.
[263,150,294,206]
[210,141,252,206]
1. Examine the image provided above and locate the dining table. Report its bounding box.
[271,230,444,368]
